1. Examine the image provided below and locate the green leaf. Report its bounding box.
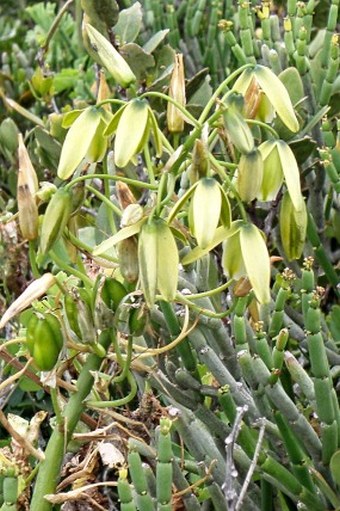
[143,29,169,53]
[240,223,271,304]
[120,43,155,82]
[113,2,143,44]
[57,107,101,180]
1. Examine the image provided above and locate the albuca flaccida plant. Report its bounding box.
[0,1,340,510]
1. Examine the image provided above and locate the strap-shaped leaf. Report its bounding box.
[254,65,299,133]
[57,107,102,180]
[85,23,136,87]
[240,223,271,304]
[183,223,241,265]
[93,219,145,256]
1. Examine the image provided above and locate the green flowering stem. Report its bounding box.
[50,388,63,426]
[179,278,234,300]
[143,144,156,185]
[40,0,74,54]
[28,240,41,279]
[159,300,199,377]
[87,370,137,408]
[102,156,116,235]
[139,90,200,128]
[50,250,93,289]
[85,184,122,217]
[64,173,158,192]
[30,329,113,511]
[246,119,279,138]
[112,335,133,384]
[199,63,254,124]
[64,228,118,264]
[175,293,233,319]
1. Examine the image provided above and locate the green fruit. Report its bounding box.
[26,313,63,371]
[101,278,127,311]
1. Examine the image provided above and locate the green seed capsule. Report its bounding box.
[26,313,63,371]
[101,278,127,311]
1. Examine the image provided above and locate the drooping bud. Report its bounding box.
[138,219,179,307]
[85,23,136,88]
[233,65,299,133]
[113,99,149,168]
[222,221,271,304]
[167,53,186,133]
[17,134,39,240]
[57,106,103,180]
[118,237,139,283]
[236,149,263,202]
[223,107,255,154]
[190,177,231,249]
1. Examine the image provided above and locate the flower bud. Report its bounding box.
[222,221,270,304]
[118,237,139,283]
[236,149,263,202]
[138,219,179,307]
[17,134,39,240]
[114,99,149,168]
[167,53,186,133]
[223,107,255,154]
[85,23,136,88]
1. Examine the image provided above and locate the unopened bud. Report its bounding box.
[17,134,39,240]
[167,53,186,133]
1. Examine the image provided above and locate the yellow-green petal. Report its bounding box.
[240,223,271,304]
[254,65,299,133]
[114,99,149,168]
[57,107,102,180]
[156,219,179,302]
[192,178,222,249]
[276,140,304,211]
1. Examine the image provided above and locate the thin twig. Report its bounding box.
[235,418,266,511]
[223,405,248,510]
